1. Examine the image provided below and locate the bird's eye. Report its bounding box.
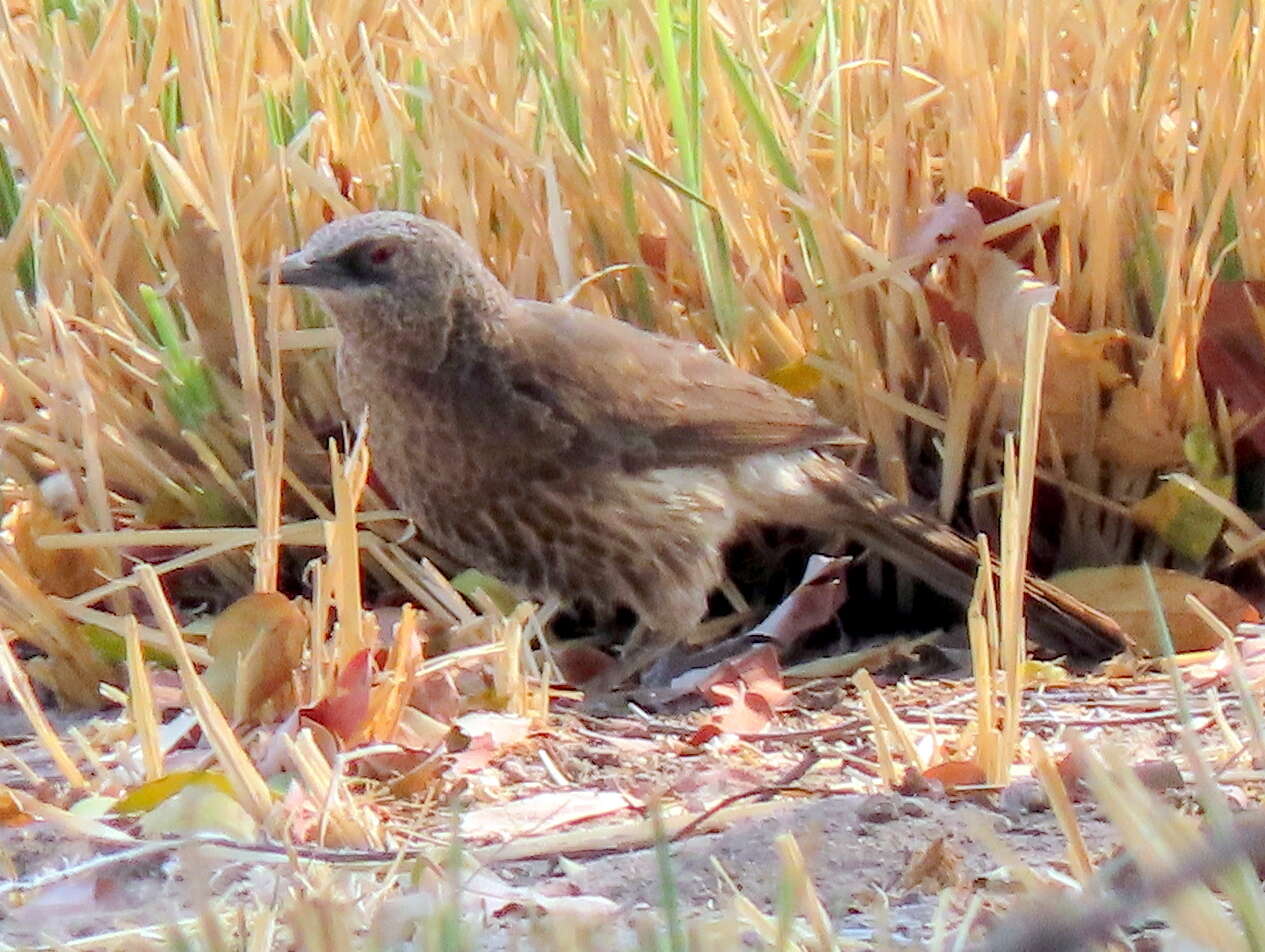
[337,240,398,282]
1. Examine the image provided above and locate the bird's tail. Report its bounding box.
[794,456,1129,661]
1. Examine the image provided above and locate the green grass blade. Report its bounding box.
[0,145,37,299]
[66,87,119,192]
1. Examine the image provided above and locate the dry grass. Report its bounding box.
[1,0,1265,948]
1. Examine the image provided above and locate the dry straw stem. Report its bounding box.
[1026,733,1091,883]
[0,0,1260,884]
[0,0,1259,643]
[137,564,272,821]
[0,621,85,786]
[1185,595,1265,767]
[123,613,164,781]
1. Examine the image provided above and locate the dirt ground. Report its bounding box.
[0,670,1226,949]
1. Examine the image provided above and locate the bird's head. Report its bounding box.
[277,211,508,359]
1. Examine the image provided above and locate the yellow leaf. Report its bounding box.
[1021,659,1069,684]
[1132,478,1228,561]
[766,359,822,398]
[112,770,234,814]
[138,786,258,839]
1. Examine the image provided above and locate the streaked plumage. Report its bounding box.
[280,211,1124,669]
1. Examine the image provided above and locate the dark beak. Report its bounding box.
[272,252,340,289]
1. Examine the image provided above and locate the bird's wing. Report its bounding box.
[501,300,863,470]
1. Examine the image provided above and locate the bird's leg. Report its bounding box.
[615,622,675,683]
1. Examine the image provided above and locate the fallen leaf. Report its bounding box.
[553,643,616,688]
[748,554,850,649]
[1051,566,1258,655]
[137,784,258,839]
[459,790,636,841]
[921,760,987,794]
[701,680,776,734]
[899,836,963,892]
[3,497,102,598]
[1134,759,1184,794]
[112,770,235,814]
[781,257,806,305]
[1130,428,1230,559]
[409,669,462,723]
[0,787,34,827]
[1021,659,1070,685]
[766,358,822,398]
[304,649,373,742]
[447,712,531,773]
[1197,280,1265,458]
[902,192,986,263]
[967,186,1062,273]
[1097,384,1187,470]
[170,205,236,370]
[203,592,306,721]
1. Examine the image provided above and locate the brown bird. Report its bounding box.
[279,211,1124,675]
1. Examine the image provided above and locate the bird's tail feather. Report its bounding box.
[803,460,1129,661]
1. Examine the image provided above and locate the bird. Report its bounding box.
[277,210,1124,679]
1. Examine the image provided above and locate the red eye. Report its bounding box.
[369,244,396,265]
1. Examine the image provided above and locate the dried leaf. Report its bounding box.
[1051,566,1258,655]
[203,592,306,721]
[0,787,34,827]
[697,644,791,735]
[170,205,235,369]
[1098,384,1187,470]
[1131,433,1230,559]
[137,784,258,839]
[1197,280,1265,458]
[748,554,849,648]
[554,643,616,688]
[304,648,373,742]
[3,498,102,599]
[781,257,806,305]
[898,836,963,892]
[409,669,462,723]
[921,760,987,793]
[766,358,822,398]
[459,790,636,841]
[903,192,986,262]
[112,769,235,814]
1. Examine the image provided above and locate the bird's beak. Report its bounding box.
[273,251,338,288]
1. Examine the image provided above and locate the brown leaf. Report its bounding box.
[748,554,849,649]
[459,790,636,842]
[1197,281,1265,459]
[697,644,791,735]
[967,186,1063,273]
[921,760,987,794]
[3,497,102,599]
[409,669,462,723]
[554,643,617,688]
[170,205,236,369]
[1097,384,1186,469]
[903,192,986,262]
[925,286,983,355]
[637,234,668,277]
[898,836,962,892]
[0,787,34,827]
[781,257,806,305]
[1050,566,1259,655]
[203,592,306,721]
[304,649,373,742]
